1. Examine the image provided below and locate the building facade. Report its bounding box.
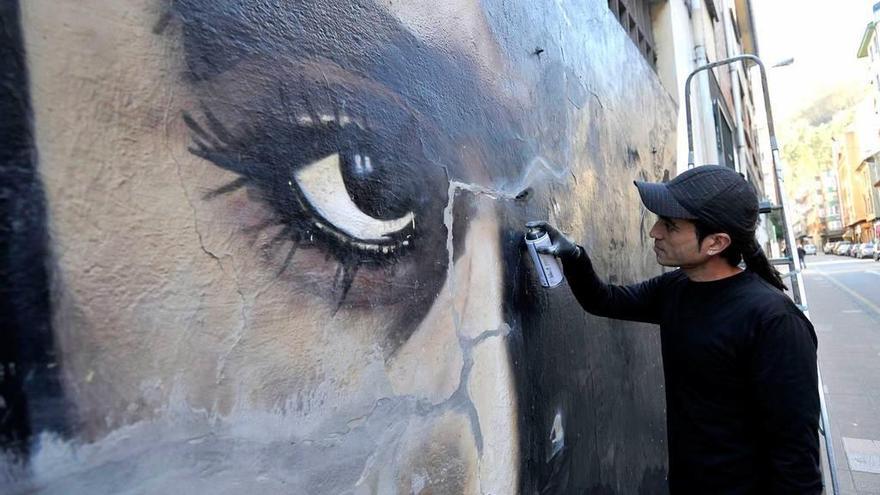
[832,108,880,244]
[0,1,777,492]
[651,0,765,196]
[1,1,692,493]
[858,4,880,242]
[791,169,843,247]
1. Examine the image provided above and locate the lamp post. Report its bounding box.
[771,57,795,68]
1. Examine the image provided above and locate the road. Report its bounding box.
[800,254,880,494]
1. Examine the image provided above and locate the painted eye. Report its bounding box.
[184,104,449,312]
[291,152,415,242]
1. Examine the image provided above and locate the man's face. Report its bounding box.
[649,216,710,268]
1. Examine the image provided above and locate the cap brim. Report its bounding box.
[633,180,698,219]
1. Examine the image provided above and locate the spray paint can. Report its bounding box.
[525,227,565,288]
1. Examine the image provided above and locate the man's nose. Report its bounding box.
[649,221,662,239]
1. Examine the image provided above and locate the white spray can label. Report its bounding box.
[525,227,565,288]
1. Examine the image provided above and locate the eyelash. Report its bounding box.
[183,104,419,307]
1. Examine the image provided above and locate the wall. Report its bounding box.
[1,0,676,493]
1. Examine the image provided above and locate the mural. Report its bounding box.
[1,0,675,493]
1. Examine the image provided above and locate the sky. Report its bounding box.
[753,0,874,121]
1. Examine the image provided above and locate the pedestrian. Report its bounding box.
[528,165,822,494]
[797,244,807,270]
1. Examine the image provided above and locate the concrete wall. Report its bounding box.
[1,1,676,493]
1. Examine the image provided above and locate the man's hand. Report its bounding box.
[525,221,580,261]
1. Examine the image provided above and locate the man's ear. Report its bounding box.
[702,233,732,256]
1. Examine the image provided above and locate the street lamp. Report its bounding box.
[771,57,795,68]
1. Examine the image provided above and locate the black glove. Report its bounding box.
[525,221,581,261]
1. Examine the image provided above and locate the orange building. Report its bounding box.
[833,118,879,243]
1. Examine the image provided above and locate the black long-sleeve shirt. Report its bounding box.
[563,248,822,494]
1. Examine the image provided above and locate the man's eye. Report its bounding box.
[291,152,415,242]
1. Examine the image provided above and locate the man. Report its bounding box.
[529,165,822,494]
[798,244,808,270]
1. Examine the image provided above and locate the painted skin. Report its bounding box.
[15,1,520,492]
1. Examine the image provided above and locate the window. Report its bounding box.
[707,68,736,169]
[608,0,657,68]
[714,101,736,169]
[729,8,742,44]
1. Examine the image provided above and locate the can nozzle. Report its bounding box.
[525,226,544,240]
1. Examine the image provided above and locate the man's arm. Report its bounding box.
[750,312,823,493]
[561,245,667,324]
[526,221,668,324]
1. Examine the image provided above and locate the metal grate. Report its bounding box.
[608,0,657,68]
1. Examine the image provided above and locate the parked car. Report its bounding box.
[874,242,880,261]
[803,244,817,255]
[824,241,838,254]
[849,243,862,257]
[859,242,876,259]
[835,242,852,255]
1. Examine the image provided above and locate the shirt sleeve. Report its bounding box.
[560,246,666,324]
[749,311,823,494]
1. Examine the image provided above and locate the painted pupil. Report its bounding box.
[339,150,415,221]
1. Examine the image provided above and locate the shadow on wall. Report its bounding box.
[1,0,674,493]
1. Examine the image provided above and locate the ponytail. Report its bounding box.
[741,238,786,292]
[694,220,787,292]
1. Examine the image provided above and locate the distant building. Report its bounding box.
[851,8,880,242]
[858,3,880,115]
[793,170,843,248]
[820,170,844,240]
[832,102,880,244]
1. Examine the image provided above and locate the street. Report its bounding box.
[802,254,880,494]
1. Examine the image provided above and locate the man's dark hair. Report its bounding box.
[694,219,787,292]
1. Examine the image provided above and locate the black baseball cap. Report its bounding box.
[633,165,759,235]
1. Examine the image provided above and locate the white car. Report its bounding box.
[835,242,852,255]
[803,244,817,255]
[858,243,875,259]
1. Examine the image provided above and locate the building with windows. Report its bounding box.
[832,105,880,244]
[792,170,843,248]
[847,9,880,241]
[820,170,845,242]
[649,0,765,199]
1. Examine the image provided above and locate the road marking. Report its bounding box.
[812,269,880,276]
[842,309,864,314]
[819,274,880,320]
[843,437,880,474]
[808,258,875,267]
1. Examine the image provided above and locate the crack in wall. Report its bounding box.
[163,106,250,398]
